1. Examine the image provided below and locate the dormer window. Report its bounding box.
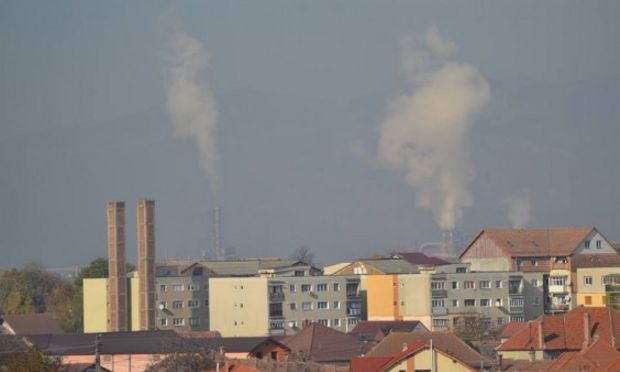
[585,240,591,248]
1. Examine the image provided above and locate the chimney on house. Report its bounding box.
[584,312,591,347]
[107,201,128,331]
[137,199,156,330]
[538,320,545,350]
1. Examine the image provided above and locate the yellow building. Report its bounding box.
[575,267,620,307]
[83,276,141,333]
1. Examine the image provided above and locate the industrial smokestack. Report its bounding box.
[107,201,128,331]
[137,199,156,330]
[213,206,223,260]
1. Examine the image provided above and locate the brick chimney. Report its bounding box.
[583,312,591,348]
[107,201,128,331]
[137,199,156,330]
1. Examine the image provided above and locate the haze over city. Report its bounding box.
[1,1,619,268]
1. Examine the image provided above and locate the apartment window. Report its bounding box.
[510,316,525,322]
[318,319,329,326]
[347,318,359,326]
[452,299,459,307]
[289,303,297,311]
[294,270,305,277]
[431,299,445,308]
[333,301,340,309]
[464,299,475,307]
[160,284,167,292]
[333,283,340,291]
[596,240,602,249]
[189,317,200,326]
[496,280,503,288]
[288,320,298,328]
[302,302,313,311]
[451,281,459,289]
[172,301,183,309]
[173,318,185,326]
[289,284,296,292]
[160,318,168,327]
[431,281,445,290]
[301,284,312,292]
[530,258,537,266]
[159,301,167,309]
[481,318,492,329]
[585,240,591,248]
[479,280,491,289]
[188,283,200,291]
[585,276,593,286]
[531,279,539,287]
[347,302,362,316]
[495,298,503,307]
[204,299,209,307]
[456,267,467,273]
[433,319,449,328]
[480,299,491,307]
[333,318,341,327]
[317,284,328,292]
[270,320,284,329]
[172,284,184,292]
[269,303,283,317]
[464,281,475,289]
[585,296,592,305]
[497,318,505,326]
[353,267,366,275]
[555,256,568,264]
[188,300,199,308]
[510,297,524,307]
[317,301,328,309]
[549,277,567,286]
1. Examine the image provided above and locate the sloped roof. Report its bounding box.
[498,322,528,340]
[350,321,427,341]
[365,332,489,368]
[1,313,64,335]
[546,337,620,371]
[192,336,290,354]
[334,258,419,275]
[282,323,364,363]
[572,254,620,268]
[0,335,28,354]
[25,330,200,355]
[397,252,450,266]
[199,259,304,277]
[497,307,620,352]
[461,226,594,258]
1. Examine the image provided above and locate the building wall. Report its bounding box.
[399,274,432,328]
[576,267,620,307]
[387,349,474,372]
[209,277,269,337]
[366,275,399,320]
[129,276,140,331]
[573,230,616,255]
[461,257,511,272]
[155,275,209,332]
[522,272,545,319]
[62,353,164,372]
[83,278,108,333]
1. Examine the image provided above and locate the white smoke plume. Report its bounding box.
[377,27,490,230]
[163,31,219,195]
[503,189,531,228]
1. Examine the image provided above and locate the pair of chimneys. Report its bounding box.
[107,200,156,332]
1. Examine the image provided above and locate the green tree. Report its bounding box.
[0,263,62,315]
[45,280,83,333]
[1,346,60,372]
[75,257,136,287]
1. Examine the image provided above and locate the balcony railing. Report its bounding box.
[432,307,447,316]
[347,308,361,316]
[346,290,360,298]
[549,304,570,311]
[509,306,524,313]
[432,290,448,298]
[269,292,285,301]
[548,284,569,293]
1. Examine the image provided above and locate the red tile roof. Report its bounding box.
[545,337,620,371]
[498,322,528,340]
[497,307,620,352]
[349,321,427,342]
[460,226,594,258]
[397,252,450,266]
[282,323,365,363]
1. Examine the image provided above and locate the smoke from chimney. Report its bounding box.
[503,189,531,228]
[163,30,220,197]
[377,27,490,230]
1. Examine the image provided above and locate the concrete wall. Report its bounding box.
[387,348,474,372]
[573,229,617,255]
[83,278,108,333]
[461,257,511,272]
[367,275,398,320]
[400,274,432,329]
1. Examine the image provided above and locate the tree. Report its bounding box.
[289,246,315,266]
[75,257,136,287]
[45,280,83,333]
[0,263,62,315]
[145,351,216,372]
[0,346,60,372]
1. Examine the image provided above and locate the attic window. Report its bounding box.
[585,240,591,248]
[596,240,602,249]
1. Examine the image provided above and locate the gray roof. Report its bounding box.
[1,314,64,335]
[359,259,419,274]
[200,259,304,276]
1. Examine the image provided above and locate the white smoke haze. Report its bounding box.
[163,31,220,196]
[377,27,490,230]
[504,189,531,228]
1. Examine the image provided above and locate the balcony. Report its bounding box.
[432,290,448,298]
[548,284,569,294]
[269,292,285,301]
[346,290,360,298]
[549,303,570,312]
[432,307,447,316]
[509,306,524,314]
[347,308,361,316]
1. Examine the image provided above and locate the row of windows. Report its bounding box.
[583,276,610,286]
[431,297,527,308]
[160,317,200,327]
[432,317,507,328]
[289,301,341,311]
[159,283,201,292]
[159,299,207,309]
[290,283,341,293]
[584,239,603,249]
[434,279,505,290]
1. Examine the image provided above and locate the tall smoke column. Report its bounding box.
[377,27,490,230]
[163,30,220,196]
[504,189,531,228]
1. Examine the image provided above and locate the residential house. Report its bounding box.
[349,320,428,343]
[0,313,64,335]
[192,336,290,361]
[572,257,620,307]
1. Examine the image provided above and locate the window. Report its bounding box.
[464,281,475,289]
[333,283,340,291]
[270,320,284,329]
[480,299,491,307]
[353,267,367,275]
[188,283,200,291]
[333,301,340,309]
[347,318,359,326]
[464,299,475,307]
[302,302,312,311]
[173,318,185,326]
[269,303,283,317]
[531,279,539,287]
[452,299,459,307]
[510,316,525,322]
[160,284,167,292]
[317,283,328,292]
[159,301,167,309]
[301,284,312,292]
[172,301,183,309]
[318,319,329,326]
[497,317,505,326]
[555,256,568,264]
[333,318,341,327]
[289,284,296,292]
[585,296,592,305]
[549,277,567,286]
[188,300,199,308]
[456,267,467,273]
[160,318,168,327]
[585,240,591,248]
[288,320,298,328]
[294,270,305,276]
[585,276,593,286]
[431,299,445,308]
[433,319,449,328]
[290,303,297,310]
[347,302,362,316]
[510,297,524,307]
[495,298,503,307]
[480,280,491,289]
[496,280,503,288]
[596,240,602,249]
[530,258,537,266]
[189,317,200,326]
[451,281,459,289]
[431,281,445,290]
[172,284,184,292]
[318,301,328,309]
[204,299,209,307]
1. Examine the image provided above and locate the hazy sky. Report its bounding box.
[2,1,620,268]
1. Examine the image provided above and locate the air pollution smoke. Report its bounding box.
[503,189,531,228]
[377,27,490,230]
[163,31,219,196]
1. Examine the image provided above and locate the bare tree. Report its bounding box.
[289,246,315,266]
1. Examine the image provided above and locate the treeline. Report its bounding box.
[0,258,134,333]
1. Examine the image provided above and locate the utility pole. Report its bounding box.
[95,334,102,372]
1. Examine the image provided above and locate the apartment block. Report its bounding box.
[575,266,620,307]
[209,275,362,337]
